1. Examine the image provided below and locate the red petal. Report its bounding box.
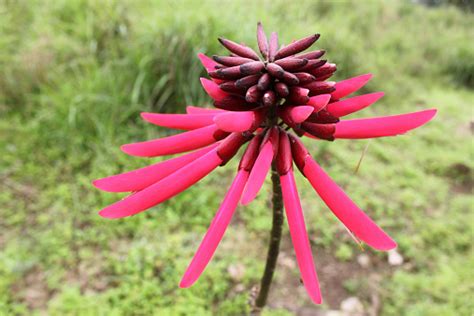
[334,109,437,139]
[99,150,222,219]
[93,144,218,193]
[186,106,225,115]
[141,112,215,130]
[331,74,372,99]
[240,141,273,205]
[121,125,227,157]
[200,78,229,101]
[180,169,249,287]
[326,92,384,117]
[281,171,322,304]
[302,156,397,251]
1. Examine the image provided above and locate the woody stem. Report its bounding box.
[252,163,284,314]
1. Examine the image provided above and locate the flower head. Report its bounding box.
[94,23,436,304]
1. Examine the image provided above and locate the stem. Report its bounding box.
[252,164,284,314]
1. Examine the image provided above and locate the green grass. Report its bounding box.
[1,0,473,315]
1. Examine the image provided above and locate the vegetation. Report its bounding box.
[1,0,472,315]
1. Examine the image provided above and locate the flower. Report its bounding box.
[93,23,436,304]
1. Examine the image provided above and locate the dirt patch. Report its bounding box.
[11,266,51,311]
[264,236,393,315]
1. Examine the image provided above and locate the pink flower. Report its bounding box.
[93,23,436,304]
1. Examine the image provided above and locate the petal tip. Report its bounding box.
[179,278,193,288]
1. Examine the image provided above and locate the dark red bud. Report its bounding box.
[274,58,308,71]
[239,133,263,171]
[245,85,261,103]
[217,65,245,78]
[294,72,316,84]
[303,81,336,96]
[287,87,310,105]
[297,59,327,72]
[235,74,261,89]
[240,61,265,75]
[301,122,336,141]
[292,125,305,137]
[281,71,300,86]
[268,32,279,61]
[288,133,309,174]
[218,37,260,60]
[214,96,253,111]
[217,132,251,165]
[219,81,245,94]
[266,63,285,78]
[262,90,277,107]
[314,73,335,81]
[257,22,269,59]
[213,55,255,66]
[306,109,340,124]
[275,82,289,97]
[297,49,326,60]
[257,73,272,91]
[310,63,337,76]
[276,131,293,175]
[274,34,320,60]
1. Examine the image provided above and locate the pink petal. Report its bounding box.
[241,141,274,205]
[93,144,218,193]
[326,92,384,117]
[302,156,396,251]
[213,111,263,132]
[99,150,222,219]
[280,171,322,304]
[334,109,437,139]
[331,74,372,100]
[200,78,229,101]
[180,170,249,288]
[307,94,331,112]
[213,111,254,132]
[198,53,218,72]
[141,112,216,130]
[121,124,227,157]
[198,53,224,84]
[186,106,225,115]
[279,106,314,125]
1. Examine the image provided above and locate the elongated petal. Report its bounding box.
[141,112,216,130]
[214,111,261,132]
[280,171,322,304]
[93,144,217,193]
[326,92,384,117]
[334,109,437,139]
[279,105,314,125]
[331,74,372,100]
[198,53,219,72]
[308,94,331,112]
[200,78,229,101]
[186,106,225,115]
[99,150,222,219]
[241,141,274,205]
[180,170,249,287]
[121,125,227,157]
[302,156,396,251]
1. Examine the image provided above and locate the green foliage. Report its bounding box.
[0,0,472,314]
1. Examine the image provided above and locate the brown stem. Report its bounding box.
[252,164,284,314]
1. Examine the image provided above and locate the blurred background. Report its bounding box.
[1,0,473,315]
